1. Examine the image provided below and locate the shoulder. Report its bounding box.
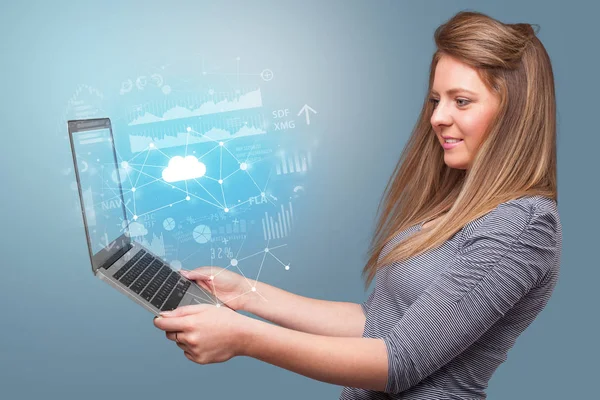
[458,196,560,269]
[461,195,559,244]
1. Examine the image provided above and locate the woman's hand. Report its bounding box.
[153,303,255,364]
[180,266,255,311]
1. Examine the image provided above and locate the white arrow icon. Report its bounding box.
[297,104,317,125]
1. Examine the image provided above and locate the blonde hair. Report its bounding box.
[362,10,557,290]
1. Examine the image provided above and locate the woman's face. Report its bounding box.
[429,55,500,170]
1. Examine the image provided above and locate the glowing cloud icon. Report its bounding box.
[162,155,207,183]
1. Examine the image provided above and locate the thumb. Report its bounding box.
[159,303,212,317]
[181,269,213,280]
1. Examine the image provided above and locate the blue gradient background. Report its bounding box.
[1,1,597,399]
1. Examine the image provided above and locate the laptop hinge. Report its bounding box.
[100,242,133,270]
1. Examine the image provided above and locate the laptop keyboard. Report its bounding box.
[112,250,191,311]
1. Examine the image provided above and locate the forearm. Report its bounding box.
[242,317,388,391]
[242,280,366,337]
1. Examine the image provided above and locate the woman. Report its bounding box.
[153,10,561,400]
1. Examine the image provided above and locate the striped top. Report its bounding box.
[339,195,561,400]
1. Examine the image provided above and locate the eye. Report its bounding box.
[428,98,471,108]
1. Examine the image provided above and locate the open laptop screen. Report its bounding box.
[68,118,131,271]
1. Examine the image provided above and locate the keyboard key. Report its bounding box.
[130,260,162,294]
[112,250,146,280]
[150,271,178,309]
[161,280,189,311]
[141,265,170,301]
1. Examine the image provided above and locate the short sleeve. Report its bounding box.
[381,203,558,394]
[361,289,376,316]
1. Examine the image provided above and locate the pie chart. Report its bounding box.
[163,217,176,231]
[193,225,211,244]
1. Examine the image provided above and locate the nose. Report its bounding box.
[430,101,452,128]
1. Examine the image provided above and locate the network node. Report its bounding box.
[210,275,214,280]
[131,187,136,192]
[251,287,256,292]
[230,258,238,267]
[224,208,229,213]
[240,162,248,171]
[285,265,290,270]
[186,127,192,132]
[186,196,190,201]
[219,141,224,146]
[149,143,155,148]
[121,161,129,168]
[216,303,221,308]
[218,179,223,184]
[264,248,269,253]
[133,215,138,221]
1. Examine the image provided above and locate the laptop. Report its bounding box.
[68,117,230,316]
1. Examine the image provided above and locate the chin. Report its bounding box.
[443,157,469,170]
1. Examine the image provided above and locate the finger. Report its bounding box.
[159,303,213,317]
[181,269,215,281]
[153,315,190,331]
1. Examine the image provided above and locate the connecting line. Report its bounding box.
[127,164,169,168]
[220,184,227,209]
[151,146,175,160]
[266,243,288,251]
[243,141,258,164]
[213,258,268,303]
[133,150,151,188]
[126,148,149,164]
[235,234,247,259]
[236,248,267,263]
[126,164,223,209]
[254,240,270,284]
[267,251,288,268]
[192,177,224,208]
[113,145,135,191]
[222,168,240,181]
[134,198,187,219]
[180,245,206,264]
[185,286,218,305]
[246,172,264,194]
[219,144,223,180]
[222,145,242,164]
[134,177,163,190]
[229,198,253,211]
[105,184,136,218]
[197,144,221,160]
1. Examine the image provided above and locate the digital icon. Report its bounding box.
[151,73,164,87]
[135,76,147,90]
[193,225,212,244]
[260,69,274,81]
[163,217,176,231]
[297,104,317,125]
[120,79,133,95]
